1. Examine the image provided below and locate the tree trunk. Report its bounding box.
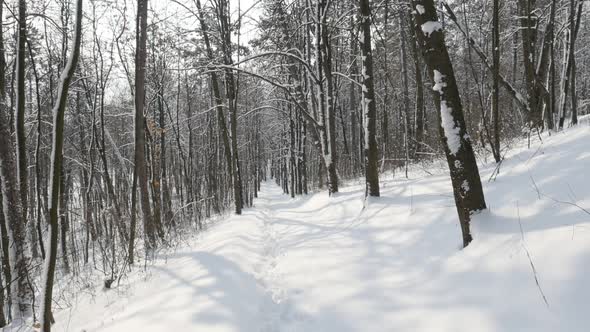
[317,0,339,195]
[412,0,487,247]
[217,0,244,213]
[135,0,156,251]
[518,0,541,128]
[491,0,501,162]
[40,0,82,330]
[558,0,582,128]
[0,0,33,321]
[16,0,28,225]
[359,0,380,197]
[128,170,137,265]
[195,0,238,214]
[59,168,70,274]
[408,13,425,150]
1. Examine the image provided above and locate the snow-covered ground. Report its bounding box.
[40,122,590,331]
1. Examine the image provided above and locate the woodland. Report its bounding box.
[0,0,588,330]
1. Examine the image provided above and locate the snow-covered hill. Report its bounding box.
[45,123,590,332]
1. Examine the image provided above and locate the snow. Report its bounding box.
[433,70,461,155]
[433,69,447,93]
[440,101,461,155]
[421,21,442,37]
[416,5,425,14]
[461,179,470,193]
[39,123,590,332]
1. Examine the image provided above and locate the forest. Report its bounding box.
[0,0,588,330]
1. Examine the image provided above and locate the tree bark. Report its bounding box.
[40,0,83,330]
[408,13,425,150]
[195,0,238,214]
[491,0,501,162]
[359,0,380,197]
[135,0,156,251]
[316,0,339,194]
[16,0,28,225]
[518,0,542,128]
[0,0,33,321]
[412,0,486,247]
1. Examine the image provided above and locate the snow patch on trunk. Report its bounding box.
[433,70,461,155]
[421,21,442,37]
[416,5,425,14]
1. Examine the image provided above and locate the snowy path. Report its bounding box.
[51,184,313,332]
[51,125,590,332]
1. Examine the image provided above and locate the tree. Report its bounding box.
[216,0,245,213]
[16,0,28,224]
[359,0,379,197]
[40,0,83,330]
[0,0,33,321]
[411,0,487,247]
[491,0,501,162]
[316,0,339,194]
[135,0,156,250]
[557,0,583,128]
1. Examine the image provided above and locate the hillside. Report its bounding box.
[44,123,590,332]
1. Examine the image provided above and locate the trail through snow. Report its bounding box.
[47,123,590,332]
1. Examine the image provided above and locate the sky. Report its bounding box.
[82,0,264,102]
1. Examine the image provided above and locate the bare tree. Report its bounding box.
[0,0,33,321]
[491,0,501,162]
[40,0,83,329]
[16,0,28,228]
[359,0,379,197]
[135,0,156,250]
[412,0,487,247]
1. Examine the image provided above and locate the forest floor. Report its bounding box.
[42,120,590,331]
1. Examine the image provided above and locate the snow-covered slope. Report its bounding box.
[47,123,590,332]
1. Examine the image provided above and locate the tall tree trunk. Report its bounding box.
[546,0,556,130]
[359,0,380,197]
[518,0,541,129]
[569,0,582,126]
[128,170,137,265]
[135,0,156,251]
[218,0,244,213]
[0,112,32,321]
[0,1,12,319]
[0,189,7,326]
[59,168,70,274]
[491,0,501,162]
[0,0,33,321]
[408,13,425,150]
[349,35,359,173]
[412,0,487,247]
[317,0,339,194]
[40,0,82,330]
[16,0,28,230]
[398,2,412,175]
[558,0,582,128]
[195,0,237,214]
